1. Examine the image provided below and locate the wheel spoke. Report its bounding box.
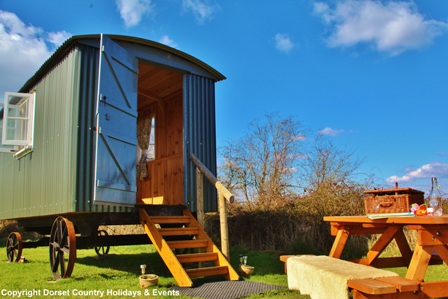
[59,223,68,247]
[52,251,60,273]
[49,241,61,250]
[59,252,66,276]
[60,246,71,255]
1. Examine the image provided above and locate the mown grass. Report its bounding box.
[1,240,447,299]
[0,241,302,299]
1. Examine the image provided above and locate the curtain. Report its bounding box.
[137,115,151,180]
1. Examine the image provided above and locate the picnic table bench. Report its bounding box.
[348,276,423,299]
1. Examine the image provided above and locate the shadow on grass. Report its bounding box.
[75,250,171,277]
[75,246,286,283]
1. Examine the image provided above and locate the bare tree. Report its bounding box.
[300,135,362,191]
[218,113,305,208]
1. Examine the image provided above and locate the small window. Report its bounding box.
[137,114,156,162]
[147,115,156,161]
[1,92,35,158]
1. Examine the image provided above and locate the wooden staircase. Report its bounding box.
[139,206,239,287]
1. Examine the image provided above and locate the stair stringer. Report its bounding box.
[182,210,240,281]
[139,208,194,287]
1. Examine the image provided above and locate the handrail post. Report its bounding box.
[195,168,205,266]
[190,153,232,260]
[196,168,204,228]
[218,191,229,259]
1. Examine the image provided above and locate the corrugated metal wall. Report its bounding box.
[0,150,16,219]
[183,73,218,212]
[74,44,97,213]
[0,48,81,219]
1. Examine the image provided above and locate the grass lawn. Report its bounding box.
[1,241,448,298]
[0,242,302,299]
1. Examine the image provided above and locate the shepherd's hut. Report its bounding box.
[0,34,237,287]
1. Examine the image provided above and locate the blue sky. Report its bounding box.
[0,0,447,194]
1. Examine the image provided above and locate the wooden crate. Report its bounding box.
[364,186,424,214]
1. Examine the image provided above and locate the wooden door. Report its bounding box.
[94,34,138,205]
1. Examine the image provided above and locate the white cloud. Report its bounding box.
[116,0,154,28]
[291,134,306,141]
[318,127,344,136]
[0,11,71,98]
[47,31,72,46]
[274,33,294,53]
[314,0,448,56]
[158,35,178,48]
[387,162,448,183]
[182,0,219,24]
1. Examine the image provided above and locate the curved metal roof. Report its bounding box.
[20,34,225,93]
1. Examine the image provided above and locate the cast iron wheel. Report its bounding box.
[49,216,76,279]
[94,229,110,256]
[6,232,23,262]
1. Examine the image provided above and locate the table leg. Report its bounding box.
[433,244,448,264]
[394,229,413,265]
[329,227,350,258]
[406,245,433,281]
[363,226,400,265]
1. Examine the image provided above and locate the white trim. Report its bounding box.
[1,92,35,158]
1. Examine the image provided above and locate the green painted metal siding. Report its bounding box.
[0,49,81,220]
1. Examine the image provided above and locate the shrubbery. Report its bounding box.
[206,181,369,258]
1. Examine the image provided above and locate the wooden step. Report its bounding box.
[158,227,199,236]
[167,239,208,249]
[177,252,218,264]
[149,216,191,225]
[139,207,239,287]
[186,266,229,278]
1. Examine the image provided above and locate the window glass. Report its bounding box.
[147,115,156,161]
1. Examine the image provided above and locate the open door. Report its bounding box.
[94,34,138,205]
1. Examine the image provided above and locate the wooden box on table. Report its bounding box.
[364,185,424,214]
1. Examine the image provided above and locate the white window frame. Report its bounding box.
[1,92,36,158]
[0,103,18,153]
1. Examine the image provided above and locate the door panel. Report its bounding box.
[94,34,138,205]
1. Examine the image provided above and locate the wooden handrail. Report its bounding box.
[190,153,232,259]
[190,153,234,203]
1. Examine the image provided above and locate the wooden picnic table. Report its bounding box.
[324,215,448,298]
